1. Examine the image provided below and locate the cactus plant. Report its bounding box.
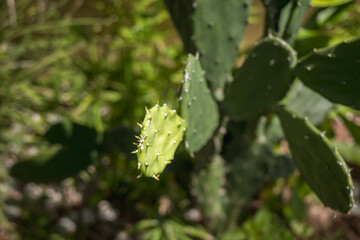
[180,54,219,153]
[134,103,186,180]
[227,118,295,206]
[149,0,359,232]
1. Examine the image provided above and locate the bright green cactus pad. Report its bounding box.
[294,38,360,110]
[134,104,186,180]
[180,54,219,153]
[224,37,297,120]
[276,105,354,212]
[193,0,252,98]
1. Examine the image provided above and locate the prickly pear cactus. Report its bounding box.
[294,38,360,110]
[191,154,228,233]
[133,103,186,180]
[276,105,354,212]
[224,37,297,120]
[180,54,219,153]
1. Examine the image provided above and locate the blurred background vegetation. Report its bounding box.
[0,0,360,239]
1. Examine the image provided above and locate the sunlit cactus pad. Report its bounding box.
[224,37,297,120]
[294,38,360,110]
[180,54,219,153]
[133,104,186,180]
[276,105,354,213]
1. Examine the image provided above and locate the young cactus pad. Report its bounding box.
[133,104,186,180]
[276,105,354,212]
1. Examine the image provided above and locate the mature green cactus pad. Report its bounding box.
[191,154,228,233]
[224,37,297,120]
[165,0,252,99]
[193,0,252,98]
[294,38,360,110]
[278,0,310,45]
[285,81,333,126]
[134,104,186,180]
[276,105,354,212]
[180,54,219,153]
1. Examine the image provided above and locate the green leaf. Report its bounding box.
[311,0,353,7]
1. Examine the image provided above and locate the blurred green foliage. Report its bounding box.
[0,0,360,239]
